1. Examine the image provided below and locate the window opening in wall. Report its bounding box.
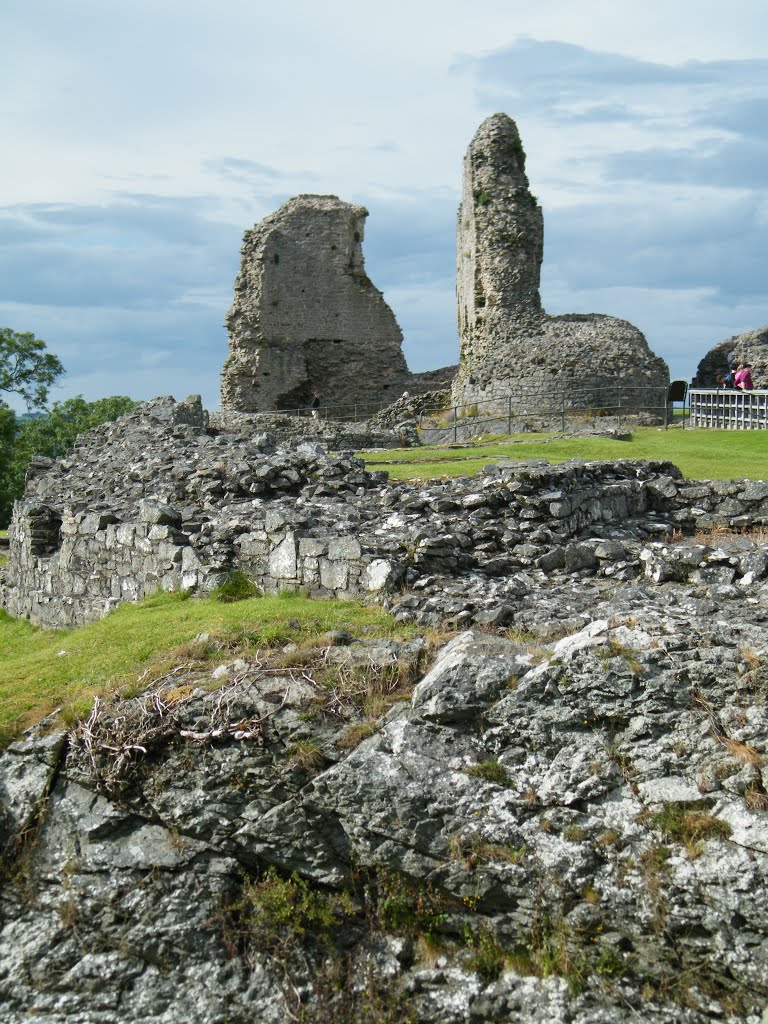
[273,254,279,264]
[354,231,360,242]
[28,506,63,558]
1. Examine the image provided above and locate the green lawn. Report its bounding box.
[359,427,768,482]
[0,591,414,742]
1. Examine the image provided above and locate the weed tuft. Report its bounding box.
[210,571,260,603]
[463,759,514,787]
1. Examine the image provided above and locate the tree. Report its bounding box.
[0,328,65,410]
[0,395,138,527]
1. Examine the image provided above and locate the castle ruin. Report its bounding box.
[452,114,670,412]
[220,194,453,415]
[694,324,768,387]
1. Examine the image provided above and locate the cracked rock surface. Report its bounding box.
[1,606,767,1022]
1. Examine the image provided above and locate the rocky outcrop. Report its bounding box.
[694,325,768,387]
[452,114,669,414]
[220,194,455,416]
[1,599,767,1022]
[3,396,768,1019]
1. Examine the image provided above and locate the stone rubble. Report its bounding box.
[5,396,768,633]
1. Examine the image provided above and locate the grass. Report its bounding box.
[358,427,768,482]
[650,801,732,856]
[0,590,415,742]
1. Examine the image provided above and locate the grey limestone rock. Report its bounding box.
[2,589,768,1020]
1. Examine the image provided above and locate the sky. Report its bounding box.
[1,0,767,412]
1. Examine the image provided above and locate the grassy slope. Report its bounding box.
[0,591,414,741]
[359,427,768,481]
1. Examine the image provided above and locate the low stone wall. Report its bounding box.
[209,408,420,448]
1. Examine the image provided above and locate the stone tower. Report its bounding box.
[452,114,669,412]
[456,113,544,376]
[221,195,410,414]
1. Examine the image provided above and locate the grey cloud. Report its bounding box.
[362,193,458,289]
[560,103,643,124]
[697,97,768,135]
[203,158,286,183]
[544,197,766,300]
[457,38,768,125]
[0,195,243,309]
[605,136,768,189]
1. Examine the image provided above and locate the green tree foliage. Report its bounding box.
[0,328,65,410]
[0,396,138,527]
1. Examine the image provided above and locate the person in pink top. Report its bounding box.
[735,364,754,390]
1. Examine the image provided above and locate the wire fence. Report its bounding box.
[415,385,672,443]
[271,382,675,437]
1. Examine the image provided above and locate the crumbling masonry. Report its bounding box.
[220,194,454,415]
[452,114,670,412]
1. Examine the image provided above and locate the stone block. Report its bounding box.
[328,536,362,560]
[363,558,398,592]
[138,500,181,526]
[298,537,328,557]
[320,558,349,590]
[269,534,297,579]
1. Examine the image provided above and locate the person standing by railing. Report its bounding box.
[735,364,754,390]
[311,391,321,418]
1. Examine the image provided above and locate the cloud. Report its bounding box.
[605,138,768,189]
[0,195,241,309]
[455,38,768,114]
[203,158,287,184]
[544,194,767,300]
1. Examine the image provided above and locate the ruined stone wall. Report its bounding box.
[456,112,543,373]
[221,195,413,414]
[694,324,768,387]
[4,397,768,629]
[452,114,669,412]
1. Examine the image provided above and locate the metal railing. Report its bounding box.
[269,382,672,431]
[267,399,396,422]
[416,384,671,443]
[689,389,768,430]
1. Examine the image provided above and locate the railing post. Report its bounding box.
[617,392,622,427]
[507,394,512,435]
[454,408,458,444]
[561,394,566,433]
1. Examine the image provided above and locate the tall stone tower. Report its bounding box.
[456,113,544,379]
[452,113,669,412]
[221,195,410,413]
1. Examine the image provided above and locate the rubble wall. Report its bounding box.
[4,397,768,629]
